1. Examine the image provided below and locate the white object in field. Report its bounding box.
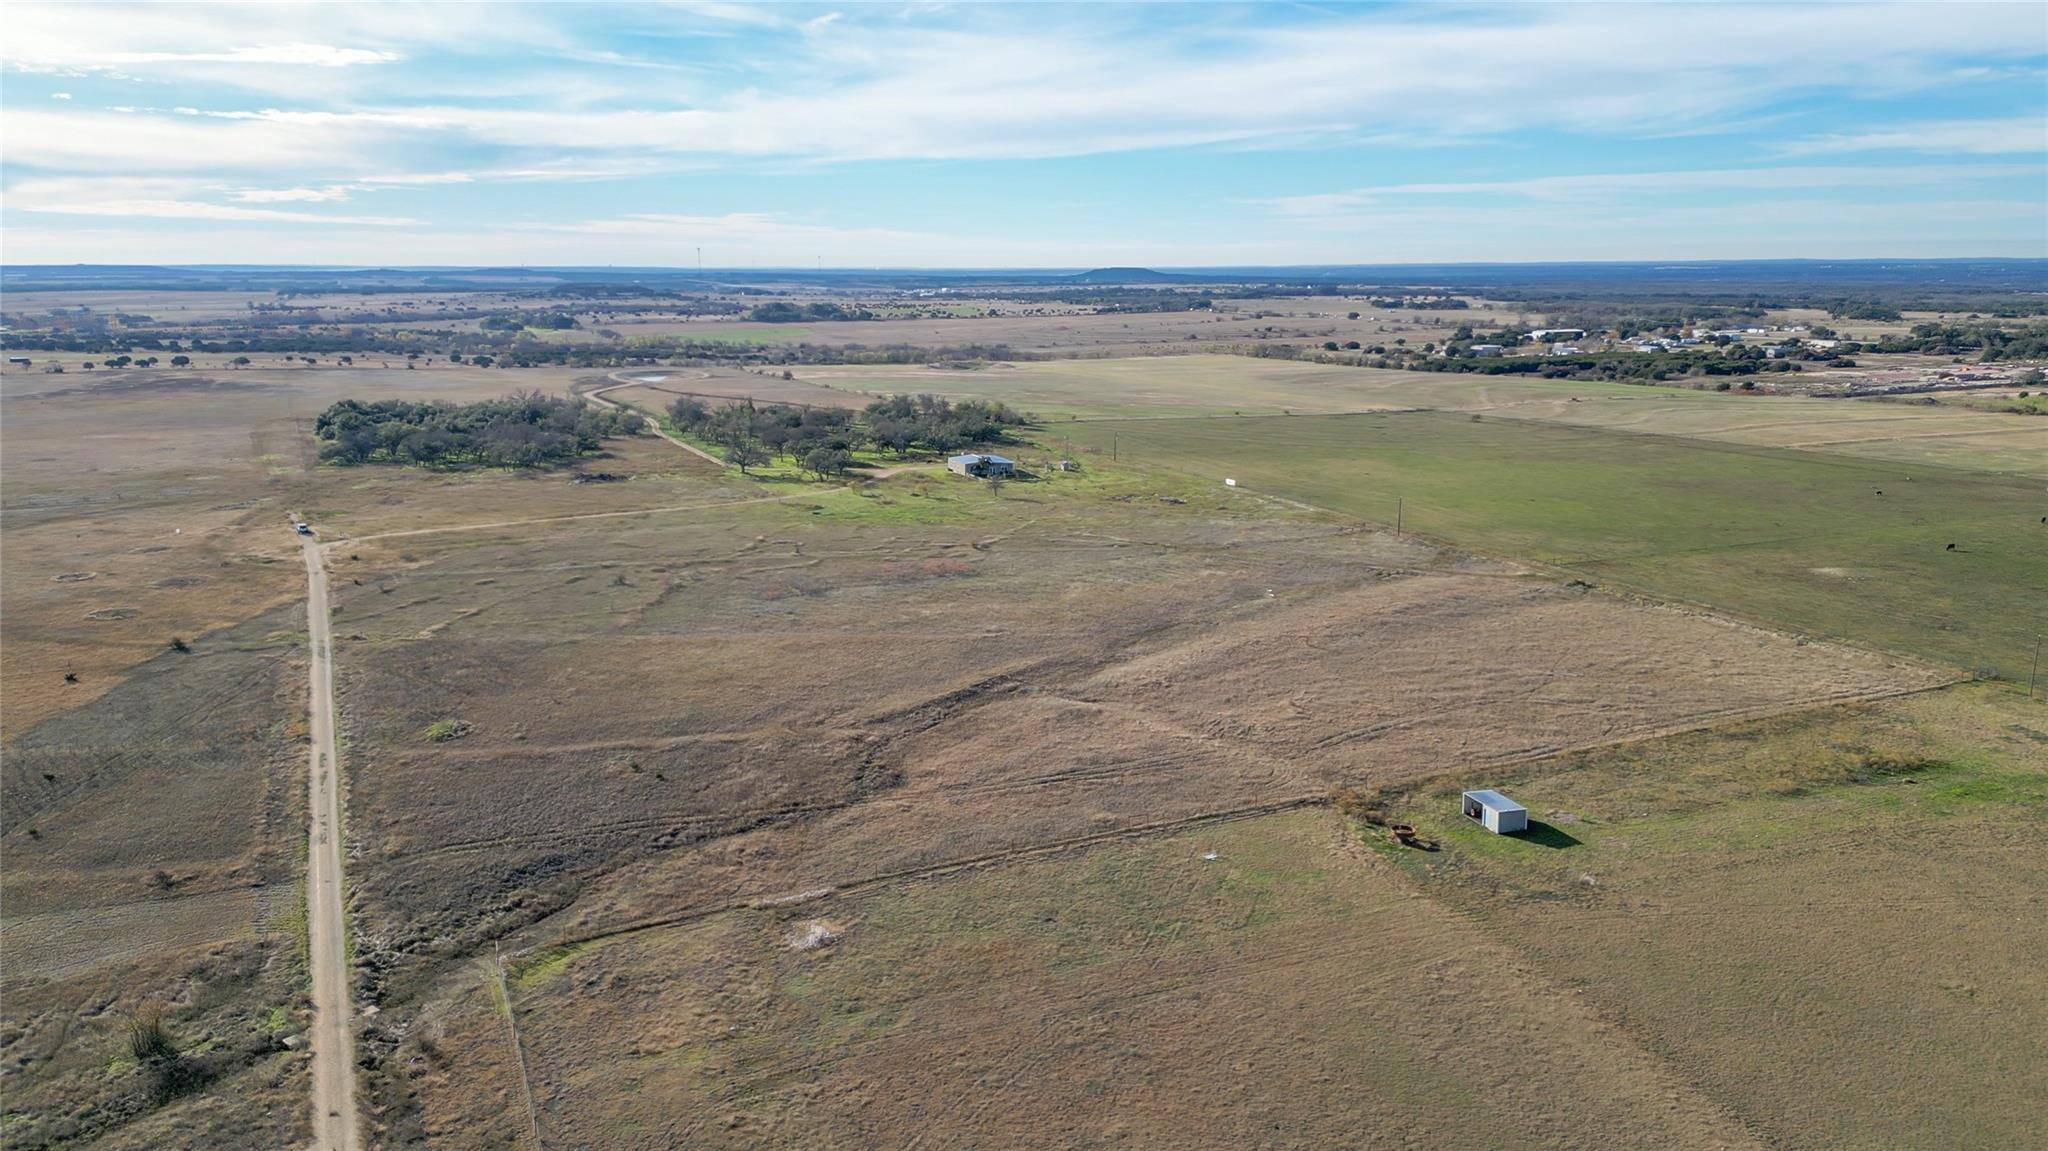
[1224,477,1237,487]
[1202,851,1219,861]
[1461,789,1529,835]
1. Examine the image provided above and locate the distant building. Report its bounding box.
[1469,344,1505,357]
[1528,328,1585,341]
[1461,790,1529,835]
[947,452,1016,478]
[6,356,31,366]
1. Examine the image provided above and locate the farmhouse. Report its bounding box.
[1469,344,1505,357]
[1461,789,1529,835]
[947,452,1016,478]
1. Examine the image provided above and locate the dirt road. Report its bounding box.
[587,381,727,466]
[299,532,360,1151]
[587,380,941,482]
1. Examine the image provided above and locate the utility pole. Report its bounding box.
[1112,433,1118,462]
[1395,497,1403,537]
[2030,636,2042,700]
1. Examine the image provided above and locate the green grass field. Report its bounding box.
[1057,411,2046,678]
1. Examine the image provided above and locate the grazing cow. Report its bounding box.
[1946,543,1957,551]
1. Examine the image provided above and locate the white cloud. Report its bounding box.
[0,108,424,172]
[51,91,71,100]
[7,177,418,225]
[2,2,2042,264]
[6,3,2046,175]
[41,43,402,69]
[1774,117,2048,156]
[231,185,356,203]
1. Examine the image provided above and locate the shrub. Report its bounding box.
[127,1009,178,1063]
[424,719,474,742]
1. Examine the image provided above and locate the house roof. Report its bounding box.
[1462,789,1526,814]
[952,452,1015,465]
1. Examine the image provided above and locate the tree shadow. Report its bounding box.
[1510,820,1582,849]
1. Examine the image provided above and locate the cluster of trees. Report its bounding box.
[666,393,1027,476]
[747,301,874,323]
[1871,322,2048,361]
[1365,296,1469,310]
[1826,300,1904,321]
[1406,349,1804,382]
[315,392,642,468]
[1026,288,1215,312]
[480,311,580,331]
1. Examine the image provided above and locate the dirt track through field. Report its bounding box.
[339,490,812,544]
[589,379,727,465]
[300,531,361,1151]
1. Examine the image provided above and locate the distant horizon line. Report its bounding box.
[6,256,2047,273]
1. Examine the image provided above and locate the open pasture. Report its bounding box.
[797,355,2048,474]
[0,362,676,1146]
[454,808,1764,1150]
[314,455,1941,1145]
[1058,410,2047,678]
[4,317,2038,1148]
[669,294,1506,356]
[1365,684,2048,1150]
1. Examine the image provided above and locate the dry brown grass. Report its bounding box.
[4,341,2027,1150]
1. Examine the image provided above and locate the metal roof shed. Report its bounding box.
[1461,790,1529,835]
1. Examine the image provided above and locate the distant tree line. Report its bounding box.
[667,393,1027,476]
[0,324,1044,370]
[1272,343,1808,383]
[314,392,642,468]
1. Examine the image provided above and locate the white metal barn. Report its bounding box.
[946,452,1016,478]
[1461,790,1529,835]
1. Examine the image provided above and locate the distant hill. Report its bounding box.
[1066,267,1203,284]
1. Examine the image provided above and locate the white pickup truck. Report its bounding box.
[293,522,314,537]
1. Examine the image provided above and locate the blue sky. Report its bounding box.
[3,1,2044,266]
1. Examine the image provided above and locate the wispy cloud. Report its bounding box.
[7,3,2046,172]
[1773,116,2048,156]
[1259,165,2039,217]
[23,42,402,70]
[231,185,355,203]
[1,2,2042,263]
[8,177,419,225]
